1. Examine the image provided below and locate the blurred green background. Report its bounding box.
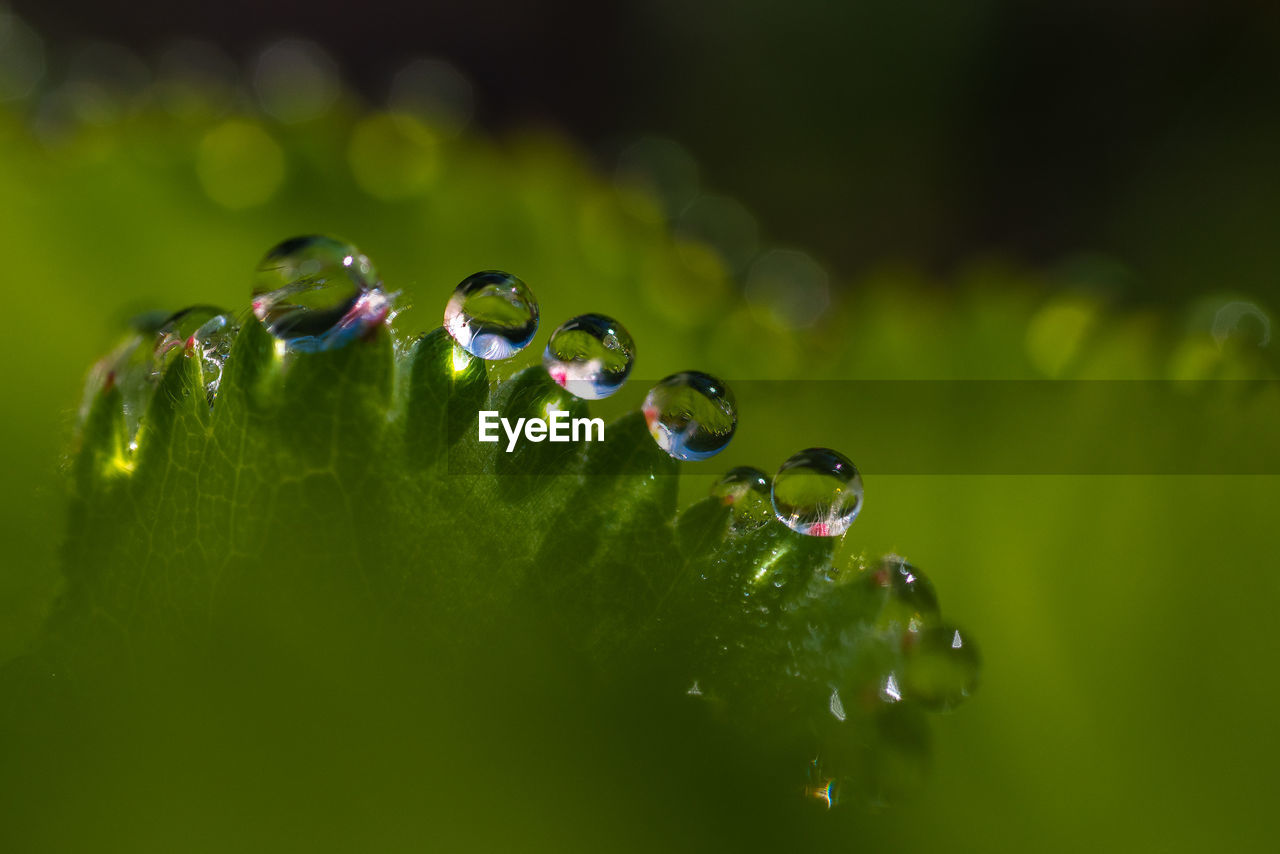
[3,2,1280,851]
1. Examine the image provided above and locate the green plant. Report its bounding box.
[23,260,977,831]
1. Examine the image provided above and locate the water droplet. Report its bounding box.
[542,313,635,399]
[155,306,237,404]
[709,466,773,528]
[252,236,391,351]
[642,371,736,461]
[443,270,539,360]
[901,625,979,711]
[866,554,940,630]
[1212,301,1270,349]
[771,448,864,537]
[81,313,170,436]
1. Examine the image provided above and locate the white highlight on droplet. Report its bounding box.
[828,688,846,722]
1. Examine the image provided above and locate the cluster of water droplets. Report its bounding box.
[435,261,745,462]
[81,305,238,439]
[75,233,978,811]
[709,448,864,538]
[866,555,980,710]
[84,233,874,543]
[154,305,237,401]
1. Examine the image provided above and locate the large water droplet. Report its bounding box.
[155,305,237,404]
[710,466,773,529]
[443,270,539,360]
[542,313,635,399]
[252,235,391,352]
[642,371,736,461]
[901,625,979,711]
[771,448,863,537]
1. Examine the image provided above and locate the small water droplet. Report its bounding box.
[81,313,169,436]
[901,625,979,711]
[866,554,940,630]
[642,371,736,461]
[542,313,635,400]
[772,448,863,537]
[1212,301,1270,349]
[710,466,773,529]
[252,235,390,351]
[443,270,539,360]
[155,305,237,404]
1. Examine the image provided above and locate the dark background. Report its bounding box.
[15,0,1280,306]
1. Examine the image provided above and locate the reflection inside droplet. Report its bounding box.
[542,313,635,399]
[252,235,391,351]
[443,270,539,360]
[642,371,737,461]
[771,448,863,537]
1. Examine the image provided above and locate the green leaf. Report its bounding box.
[2,292,980,847]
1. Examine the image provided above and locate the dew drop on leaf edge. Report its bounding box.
[155,305,238,404]
[710,465,773,528]
[252,235,390,351]
[542,312,635,399]
[771,447,863,537]
[642,371,736,461]
[901,624,980,711]
[443,270,539,360]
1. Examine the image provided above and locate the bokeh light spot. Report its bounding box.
[197,119,286,209]
[253,38,339,124]
[347,112,440,200]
